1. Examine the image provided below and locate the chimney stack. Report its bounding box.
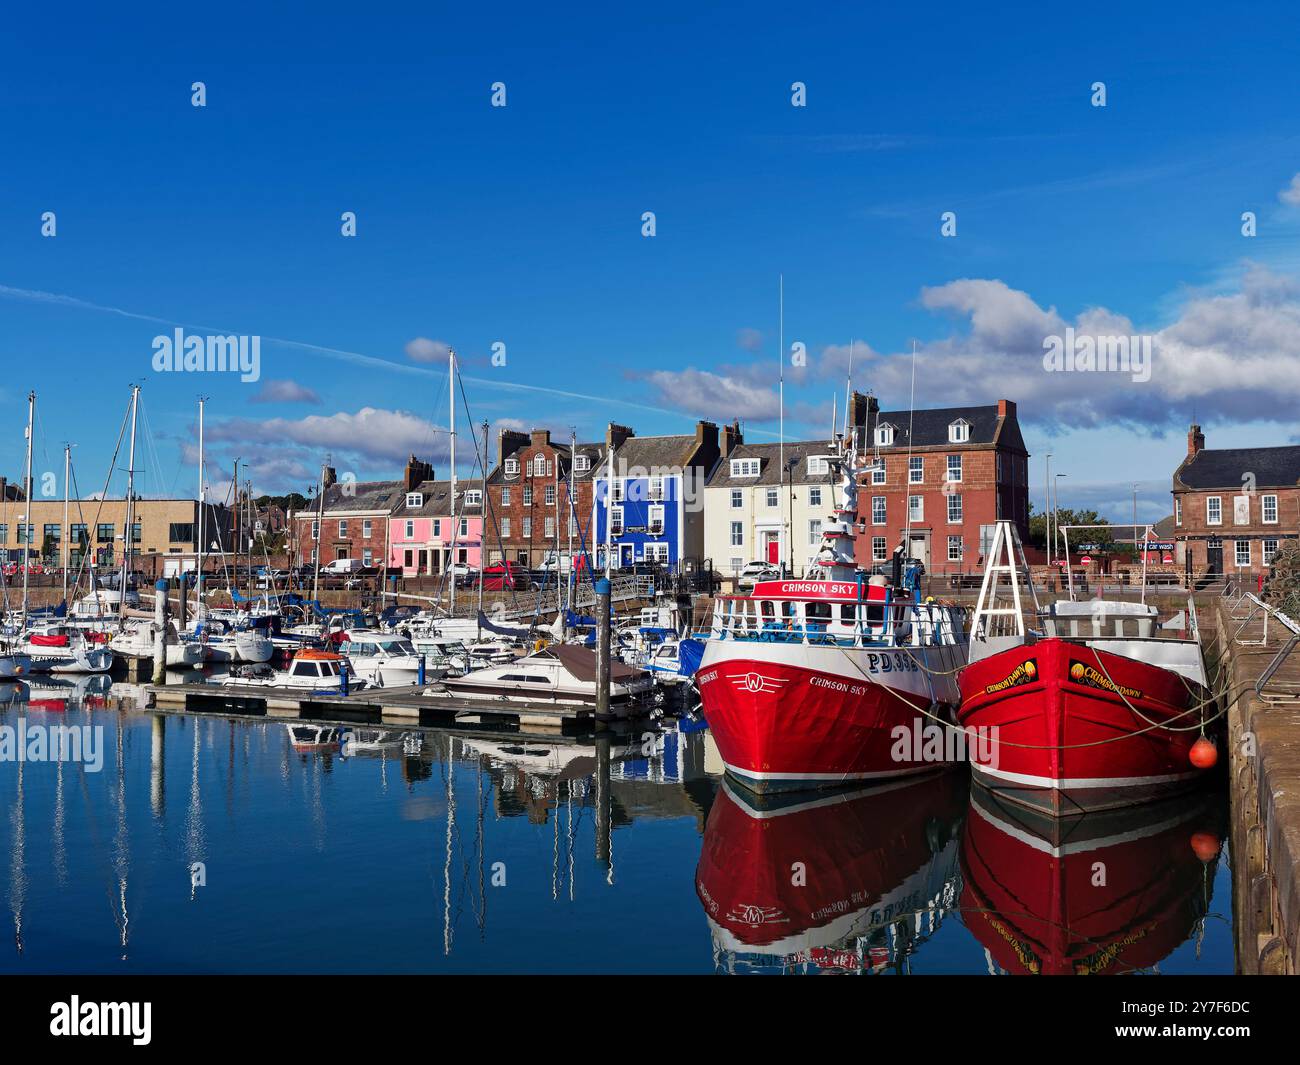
[1187,423,1205,458]
[606,422,635,450]
[721,420,744,458]
[497,427,530,466]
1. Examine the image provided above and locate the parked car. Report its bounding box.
[321,558,365,575]
[737,561,781,590]
[480,562,540,591]
[445,562,479,584]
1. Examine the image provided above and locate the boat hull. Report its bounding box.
[697,639,965,794]
[957,638,1209,816]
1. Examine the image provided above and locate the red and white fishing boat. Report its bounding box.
[958,521,1216,815]
[697,433,968,794]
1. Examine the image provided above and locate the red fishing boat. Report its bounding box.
[961,780,1223,974]
[697,434,968,794]
[958,521,1215,815]
[696,771,965,973]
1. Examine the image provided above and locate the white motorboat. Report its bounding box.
[214,648,367,692]
[432,643,653,706]
[19,623,114,674]
[286,723,344,750]
[0,641,32,679]
[337,632,426,687]
[109,620,208,668]
[187,620,274,664]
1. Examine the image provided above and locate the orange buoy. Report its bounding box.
[1190,832,1220,862]
[1189,737,1218,769]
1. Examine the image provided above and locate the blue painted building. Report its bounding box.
[590,422,721,570]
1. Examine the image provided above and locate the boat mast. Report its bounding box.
[476,420,488,640]
[778,274,785,575]
[554,443,561,618]
[312,458,326,607]
[119,385,140,625]
[566,430,575,614]
[61,444,70,606]
[448,347,458,613]
[197,397,206,608]
[603,438,615,579]
[21,391,34,626]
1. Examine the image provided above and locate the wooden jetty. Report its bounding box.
[145,680,653,735]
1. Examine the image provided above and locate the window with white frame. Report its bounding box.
[362,519,372,537]
[648,475,664,501]
[532,454,550,477]
[872,496,886,524]
[909,456,923,483]
[504,459,519,476]
[948,535,963,562]
[730,521,743,547]
[808,519,822,545]
[338,520,347,537]
[947,494,963,523]
[464,490,482,506]
[609,508,623,535]
[1206,496,1221,525]
[946,455,962,482]
[311,520,319,540]
[522,517,531,537]
[871,460,886,485]
[501,517,511,538]
[611,480,624,503]
[1234,540,1250,567]
[568,514,577,536]
[432,519,441,538]
[806,456,829,475]
[544,516,554,538]
[908,495,923,521]
[876,424,895,447]
[406,492,422,509]
[523,485,533,506]
[574,455,591,473]
[808,486,822,508]
[1263,494,1278,523]
[730,458,760,478]
[1174,496,1182,526]
[948,419,970,443]
[765,487,779,508]
[645,542,669,563]
[1264,538,1279,565]
[730,489,743,509]
[544,484,555,506]
[648,505,665,534]
[459,518,468,537]
[404,520,414,539]
[500,486,510,506]
[729,556,743,573]
[872,536,887,561]
[362,548,373,565]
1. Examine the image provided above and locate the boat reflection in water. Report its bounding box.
[960,780,1224,975]
[696,770,966,974]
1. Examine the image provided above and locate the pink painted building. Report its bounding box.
[388,479,485,575]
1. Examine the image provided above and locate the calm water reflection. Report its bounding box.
[0,682,1234,974]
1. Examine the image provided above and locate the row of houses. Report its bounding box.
[291,394,1036,577]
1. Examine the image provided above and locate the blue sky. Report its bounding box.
[2,2,1299,522]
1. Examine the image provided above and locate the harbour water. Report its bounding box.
[0,687,1235,975]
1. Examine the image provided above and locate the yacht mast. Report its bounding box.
[312,459,326,607]
[448,347,458,613]
[21,391,34,626]
[196,398,206,608]
[476,420,488,639]
[118,386,140,625]
[62,444,71,606]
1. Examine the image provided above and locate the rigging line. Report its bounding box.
[68,399,132,604]
[454,372,518,612]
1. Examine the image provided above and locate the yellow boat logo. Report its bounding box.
[1069,659,1142,700]
[983,658,1038,695]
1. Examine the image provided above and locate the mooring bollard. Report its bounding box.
[152,578,169,684]
[417,654,426,685]
[595,577,611,721]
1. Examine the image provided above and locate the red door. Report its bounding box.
[766,535,780,565]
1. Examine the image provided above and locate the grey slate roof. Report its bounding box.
[1175,446,1300,490]
[873,404,1020,450]
[487,441,607,485]
[397,479,485,517]
[706,440,837,488]
[608,434,698,472]
[320,479,403,513]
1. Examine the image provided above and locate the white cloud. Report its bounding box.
[249,379,321,405]
[404,337,451,363]
[205,407,448,466]
[1279,173,1300,206]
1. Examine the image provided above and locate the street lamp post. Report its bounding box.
[1053,473,1068,569]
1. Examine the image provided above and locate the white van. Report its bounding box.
[322,558,365,575]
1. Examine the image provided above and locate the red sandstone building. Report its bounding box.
[1172,424,1300,578]
[852,398,1030,574]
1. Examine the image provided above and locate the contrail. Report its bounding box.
[0,281,755,427]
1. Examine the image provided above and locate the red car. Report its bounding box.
[479,562,539,591]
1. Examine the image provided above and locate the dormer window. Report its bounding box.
[574,455,591,473]
[875,423,895,447]
[504,459,519,476]
[463,490,482,506]
[948,419,971,443]
[806,456,829,475]
[730,458,761,478]
[406,492,423,509]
